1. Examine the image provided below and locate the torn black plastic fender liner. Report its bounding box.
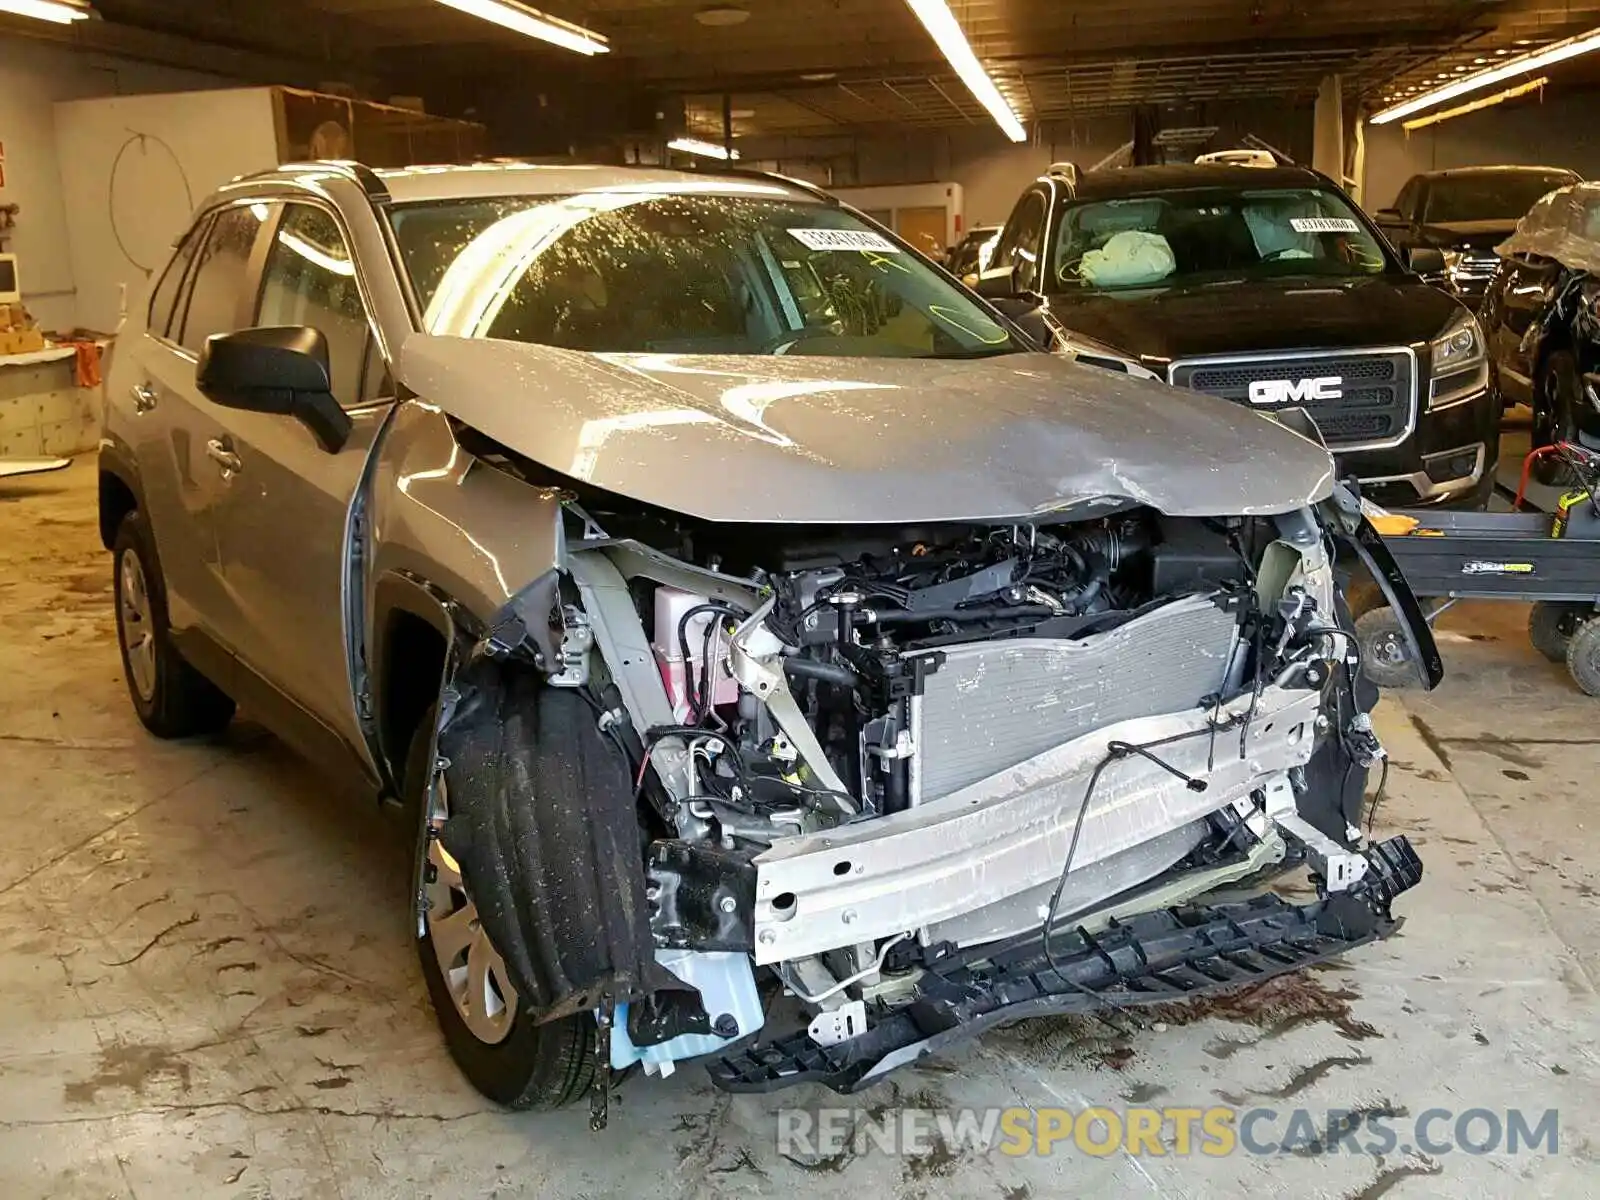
[1298,587,1381,845]
[1337,517,1444,689]
[438,663,687,1024]
[477,568,562,669]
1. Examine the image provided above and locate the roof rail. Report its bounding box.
[272,160,392,202]
[685,163,839,203]
[1046,161,1082,187]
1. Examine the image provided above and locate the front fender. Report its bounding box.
[366,400,566,637]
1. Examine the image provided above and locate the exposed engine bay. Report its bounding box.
[437,474,1427,1116]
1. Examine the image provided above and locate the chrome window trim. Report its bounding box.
[1166,344,1419,453]
[146,198,266,355]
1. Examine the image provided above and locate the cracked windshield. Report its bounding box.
[389,187,1017,358]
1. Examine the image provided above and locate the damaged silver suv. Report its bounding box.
[100,161,1434,1123]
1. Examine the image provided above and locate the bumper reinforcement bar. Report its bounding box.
[707,835,1421,1094]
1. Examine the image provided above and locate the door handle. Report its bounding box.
[205,438,242,476]
[131,382,158,413]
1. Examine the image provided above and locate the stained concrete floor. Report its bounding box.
[0,460,1596,1199]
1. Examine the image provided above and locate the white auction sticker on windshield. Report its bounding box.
[788,227,901,252]
[1290,217,1360,233]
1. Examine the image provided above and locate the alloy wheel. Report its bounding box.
[118,549,157,703]
[423,775,519,1044]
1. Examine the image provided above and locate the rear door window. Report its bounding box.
[178,205,268,354]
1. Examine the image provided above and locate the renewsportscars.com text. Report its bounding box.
[776,1105,1560,1159]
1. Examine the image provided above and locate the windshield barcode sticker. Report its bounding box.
[788,228,901,252]
[1290,217,1360,233]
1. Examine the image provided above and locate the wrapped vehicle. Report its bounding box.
[1483,181,1600,482]
[98,161,1431,1123]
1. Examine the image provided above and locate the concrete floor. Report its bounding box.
[1,460,1596,1199]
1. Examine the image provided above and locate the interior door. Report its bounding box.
[895,206,949,261]
[208,201,393,767]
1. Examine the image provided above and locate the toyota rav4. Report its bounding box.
[100,161,1430,1122]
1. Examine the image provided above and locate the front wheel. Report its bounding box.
[1355,607,1426,690]
[406,709,597,1110]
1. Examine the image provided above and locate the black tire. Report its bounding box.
[405,707,597,1111]
[112,510,234,738]
[1566,618,1600,698]
[1529,601,1589,664]
[1343,575,1386,621]
[1532,351,1582,487]
[1355,607,1425,690]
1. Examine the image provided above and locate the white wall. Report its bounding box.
[55,88,279,335]
[0,36,229,332]
[1362,88,1600,211]
[944,123,1128,227]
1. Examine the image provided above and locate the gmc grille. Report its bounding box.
[1169,350,1414,449]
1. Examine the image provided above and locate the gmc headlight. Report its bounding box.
[1428,310,1487,410]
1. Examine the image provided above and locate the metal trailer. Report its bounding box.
[1355,444,1600,696]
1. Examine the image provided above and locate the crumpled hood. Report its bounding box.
[397,335,1334,523]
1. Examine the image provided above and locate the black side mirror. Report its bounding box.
[197,326,352,453]
[975,265,1023,300]
[1375,207,1403,223]
[1407,246,1447,276]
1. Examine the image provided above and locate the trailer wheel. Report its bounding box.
[1566,617,1600,698]
[1355,608,1425,690]
[1529,602,1588,663]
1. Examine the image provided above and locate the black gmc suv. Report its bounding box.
[978,163,1499,508]
[1374,165,1580,302]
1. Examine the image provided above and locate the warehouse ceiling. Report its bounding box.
[24,0,1600,138]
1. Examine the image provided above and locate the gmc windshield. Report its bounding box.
[389,190,1019,358]
[1053,187,1390,292]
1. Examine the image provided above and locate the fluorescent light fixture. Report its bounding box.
[1372,27,1600,124]
[433,0,608,55]
[0,0,90,23]
[667,137,740,160]
[1402,76,1549,131]
[905,0,1026,142]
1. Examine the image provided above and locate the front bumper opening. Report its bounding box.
[707,835,1421,1095]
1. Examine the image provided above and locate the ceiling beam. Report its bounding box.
[637,31,1490,96]
[0,9,384,89]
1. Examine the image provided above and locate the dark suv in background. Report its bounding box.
[979,164,1499,508]
[1374,165,1581,301]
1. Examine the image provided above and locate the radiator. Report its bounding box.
[911,594,1240,803]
